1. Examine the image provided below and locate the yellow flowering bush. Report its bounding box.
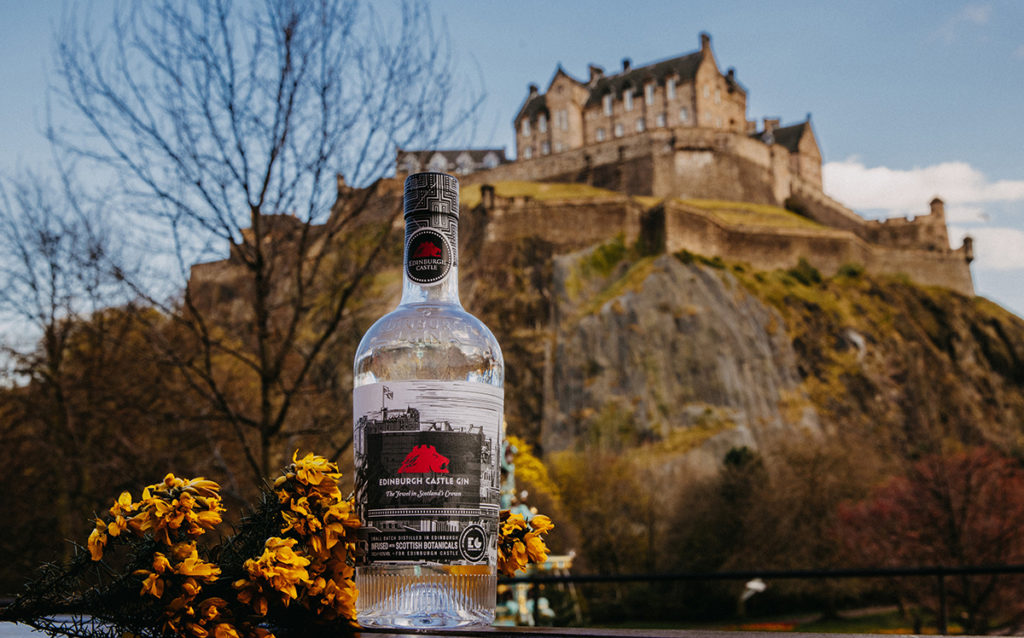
[4,450,553,637]
[246,450,361,621]
[78,454,362,637]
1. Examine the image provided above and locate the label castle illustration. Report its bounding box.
[353,384,500,564]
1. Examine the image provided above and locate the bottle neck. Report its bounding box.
[399,211,461,306]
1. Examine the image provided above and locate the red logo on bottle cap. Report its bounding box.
[411,241,442,259]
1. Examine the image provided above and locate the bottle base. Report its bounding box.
[356,564,495,629]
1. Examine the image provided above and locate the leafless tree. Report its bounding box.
[0,171,136,568]
[50,0,479,486]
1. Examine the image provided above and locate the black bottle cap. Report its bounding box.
[404,172,459,218]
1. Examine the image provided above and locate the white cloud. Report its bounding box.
[962,3,992,24]
[822,158,1024,222]
[951,226,1024,270]
[934,3,991,43]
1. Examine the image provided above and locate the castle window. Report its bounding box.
[538,114,547,133]
[522,119,531,136]
[482,152,499,169]
[428,153,448,172]
[715,88,721,105]
[603,94,613,116]
[635,118,645,132]
[542,141,550,155]
[556,109,569,130]
[644,83,654,105]
[401,156,420,174]
[555,142,564,153]
[455,152,473,174]
[715,117,722,128]
[523,146,533,159]
[703,85,710,98]
[656,113,666,128]
[679,107,689,123]
[624,90,633,112]
[596,127,606,141]
[667,77,676,100]
[614,123,624,137]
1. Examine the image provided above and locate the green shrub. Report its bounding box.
[837,262,865,278]
[788,257,822,286]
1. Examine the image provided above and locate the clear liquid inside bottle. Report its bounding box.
[353,191,503,627]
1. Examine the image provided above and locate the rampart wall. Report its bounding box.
[464,195,643,250]
[467,194,975,297]
[659,200,974,296]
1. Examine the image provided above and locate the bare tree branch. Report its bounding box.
[50,0,480,482]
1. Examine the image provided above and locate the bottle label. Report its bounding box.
[354,381,503,565]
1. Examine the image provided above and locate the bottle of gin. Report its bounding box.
[353,172,504,628]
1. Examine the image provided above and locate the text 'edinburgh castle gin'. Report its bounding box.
[353,172,504,627]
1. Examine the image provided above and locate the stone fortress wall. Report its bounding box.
[461,184,974,297]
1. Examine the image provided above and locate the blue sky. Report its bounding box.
[2,1,1023,316]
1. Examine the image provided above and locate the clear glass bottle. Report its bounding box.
[353,172,504,628]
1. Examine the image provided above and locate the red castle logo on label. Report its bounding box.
[397,444,450,474]
[412,241,442,259]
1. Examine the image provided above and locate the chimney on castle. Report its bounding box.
[481,184,495,210]
[528,83,539,98]
[962,235,975,263]
[622,58,631,72]
[588,64,605,84]
[700,32,711,51]
[930,197,946,219]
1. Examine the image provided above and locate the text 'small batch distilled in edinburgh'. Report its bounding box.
[353,172,504,627]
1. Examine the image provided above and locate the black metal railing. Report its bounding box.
[500,564,1024,635]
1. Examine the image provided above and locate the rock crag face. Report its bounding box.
[540,251,820,476]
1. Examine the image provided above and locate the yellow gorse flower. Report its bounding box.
[234,537,311,613]
[87,474,225,561]
[497,510,554,578]
[87,518,108,561]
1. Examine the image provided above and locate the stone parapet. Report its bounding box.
[659,200,974,296]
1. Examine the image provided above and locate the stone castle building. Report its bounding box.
[427,32,975,296]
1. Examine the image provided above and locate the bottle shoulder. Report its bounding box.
[357,303,500,352]
[354,302,503,386]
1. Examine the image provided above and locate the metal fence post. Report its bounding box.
[937,573,947,635]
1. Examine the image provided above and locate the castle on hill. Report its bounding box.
[397,33,975,296]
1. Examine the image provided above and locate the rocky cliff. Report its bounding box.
[462,230,1024,475]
